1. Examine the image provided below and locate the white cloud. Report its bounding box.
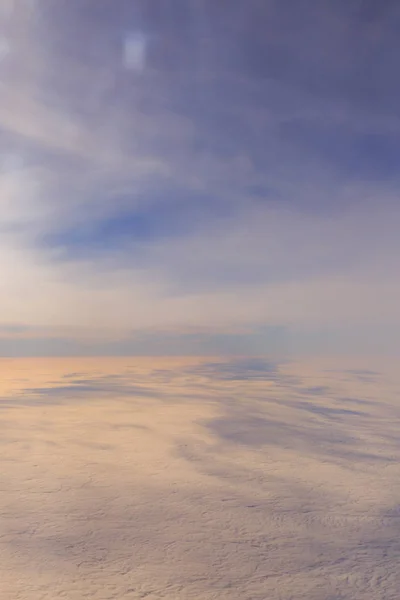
[0,195,399,340]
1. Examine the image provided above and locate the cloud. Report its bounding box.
[0,1,399,354]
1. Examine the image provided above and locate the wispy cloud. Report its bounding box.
[0,1,399,354]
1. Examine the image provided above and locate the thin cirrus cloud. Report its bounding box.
[0,0,399,355]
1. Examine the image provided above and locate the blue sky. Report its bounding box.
[0,0,399,355]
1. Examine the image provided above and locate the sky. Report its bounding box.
[0,0,399,356]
